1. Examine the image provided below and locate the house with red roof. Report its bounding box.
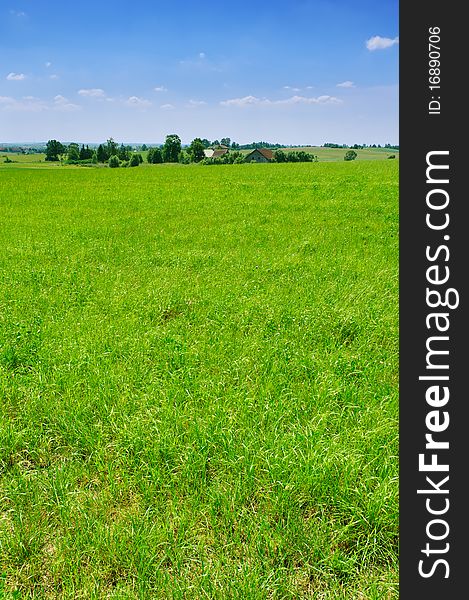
[244,148,274,163]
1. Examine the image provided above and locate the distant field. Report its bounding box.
[1,152,48,165]
[0,161,398,598]
[278,146,399,162]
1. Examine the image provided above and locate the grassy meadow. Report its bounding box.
[276,147,398,162]
[0,160,398,598]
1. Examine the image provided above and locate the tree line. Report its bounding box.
[45,138,143,166]
[44,135,322,167]
[44,136,235,164]
[323,142,399,150]
[43,135,397,167]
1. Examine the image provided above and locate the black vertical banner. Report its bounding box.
[400,3,466,598]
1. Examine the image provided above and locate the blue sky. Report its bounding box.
[1,1,399,145]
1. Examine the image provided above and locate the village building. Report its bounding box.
[203,148,229,158]
[244,148,274,163]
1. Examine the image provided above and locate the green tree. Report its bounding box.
[274,150,286,163]
[188,138,205,162]
[67,143,80,162]
[45,139,65,162]
[296,151,313,162]
[178,150,191,164]
[118,144,130,161]
[141,144,148,152]
[150,148,163,164]
[106,138,118,158]
[147,147,163,164]
[78,144,93,160]
[344,150,358,161]
[129,153,141,167]
[162,134,181,163]
[97,144,107,163]
[108,155,120,168]
[220,137,231,147]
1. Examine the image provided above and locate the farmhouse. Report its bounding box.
[245,148,274,163]
[203,148,229,158]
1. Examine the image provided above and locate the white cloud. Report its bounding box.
[337,81,355,88]
[1,93,81,112]
[281,95,341,105]
[49,74,59,80]
[154,86,168,92]
[45,62,52,68]
[220,95,266,107]
[125,96,152,108]
[53,95,81,111]
[220,94,342,107]
[0,95,47,112]
[160,103,175,110]
[283,85,301,92]
[6,72,25,81]
[366,36,399,51]
[187,99,207,107]
[199,52,206,59]
[78,88,106,98]
[10,10,26,17]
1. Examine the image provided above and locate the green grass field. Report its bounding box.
[0,161,398,598]
[273,147,397,162]
[1,153,48,166]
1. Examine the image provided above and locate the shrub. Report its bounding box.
[178,151,191,164]
[274,150,286,163]
[201,152,245,166]
[227,151,243,164]
[296,151,314,162]
[108,155,120,168]
[148,148,163,164]
[344,150,358,161]
[286,151,299,162]
[64,159,97,166]
[129,154,141,167]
